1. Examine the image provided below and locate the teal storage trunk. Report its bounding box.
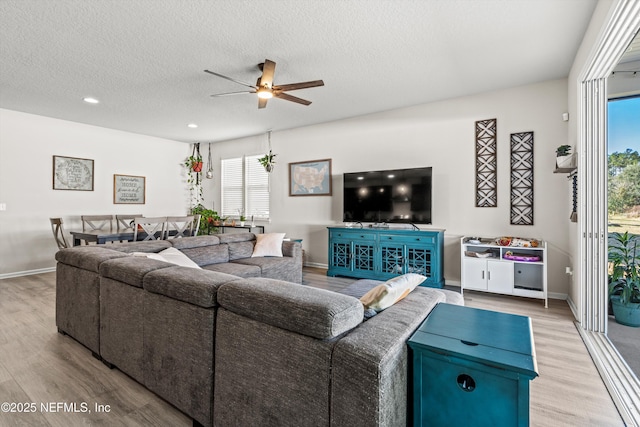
[408,303,538,427]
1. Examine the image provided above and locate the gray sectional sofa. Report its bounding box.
[55,233,462,427]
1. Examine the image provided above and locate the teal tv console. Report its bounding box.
[408,303,538,427]
[327,227,445,287]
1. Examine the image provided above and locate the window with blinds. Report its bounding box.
[221,155,269,219]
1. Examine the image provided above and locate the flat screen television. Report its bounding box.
[343,167,432,224]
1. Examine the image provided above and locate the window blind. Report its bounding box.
[221,155,269,219]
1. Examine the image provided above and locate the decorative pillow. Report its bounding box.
[131,247,201,269]
[251,233,286,257]
[360,273,426,312]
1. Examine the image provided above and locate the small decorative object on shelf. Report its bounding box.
[555,144,576,170]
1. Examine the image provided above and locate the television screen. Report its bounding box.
[343,167,432,224]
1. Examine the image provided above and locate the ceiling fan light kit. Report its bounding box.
[205,59,324,109]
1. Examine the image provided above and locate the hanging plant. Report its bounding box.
[258,150,277,173]
[258,130,277,173]
[185,143,204,206]
[188,143,203,171]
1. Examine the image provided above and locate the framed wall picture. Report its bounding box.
[52,155,94,191]
[289,158,332,196]
[113,174,146,204]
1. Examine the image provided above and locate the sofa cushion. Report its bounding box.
[251,233,285,257]
[360,273,425,312]
[55,246,129,272]
[181,243,229,267]
[228,241,255,260]
[169,234,221,249]
[217,278,363,340]
[99,256,174,288]
[217,233,256,244]
[143,266,240,308]
[232,257,299,280]
[108,240,172,253]
[203,262,261,278]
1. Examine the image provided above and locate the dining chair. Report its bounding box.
[165,215,197,239]
[81,214,114,245]
[133,216,167,241]
[49,218,70,249]
[192,214,201,236]
[116,214,143,232]
[81,215,114,232]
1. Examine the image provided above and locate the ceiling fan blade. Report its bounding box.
[274,80,324,92]
[258,97,268,109]
[204,69,256,89]
[210,90,256,97]
[258,59,276,88]
[275,92,312,106]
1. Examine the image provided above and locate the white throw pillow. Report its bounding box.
[252,233,286,257]
[360,273,426,312]
[131,247,201,269]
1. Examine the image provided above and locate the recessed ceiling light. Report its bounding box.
[187,123,198,128]
[83,97,99,104]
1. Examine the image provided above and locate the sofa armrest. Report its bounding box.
[217,277,362,339]
[55,247,129,272]
[282,241,302,260]
[330,288,447,426]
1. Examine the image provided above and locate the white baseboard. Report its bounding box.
[566,295,579,320]
[0,267,56,280]
[304,262,328,269]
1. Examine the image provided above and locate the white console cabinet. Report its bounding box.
[460,237,547,307]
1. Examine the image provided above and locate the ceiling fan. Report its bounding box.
[205,59,324,109]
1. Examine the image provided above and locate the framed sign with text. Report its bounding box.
[113,174,146,204]
[52,155,94,191]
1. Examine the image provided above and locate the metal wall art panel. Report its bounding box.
[475,119,497,207]
[510,131,534,225]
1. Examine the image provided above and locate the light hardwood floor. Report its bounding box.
[0,269,624,426]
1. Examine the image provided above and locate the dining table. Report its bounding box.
[70,230,137,246]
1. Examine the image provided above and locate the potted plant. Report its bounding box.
[187,143,203,172]
[556,145,575,169]
[190,204,220,235]
[258,150,276,172]
[608,231,640,327]
[237,209,246,226]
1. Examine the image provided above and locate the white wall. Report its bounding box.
[206,79,573,297]
[0,109,190,276]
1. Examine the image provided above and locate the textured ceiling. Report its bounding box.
[0,0,599,143]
